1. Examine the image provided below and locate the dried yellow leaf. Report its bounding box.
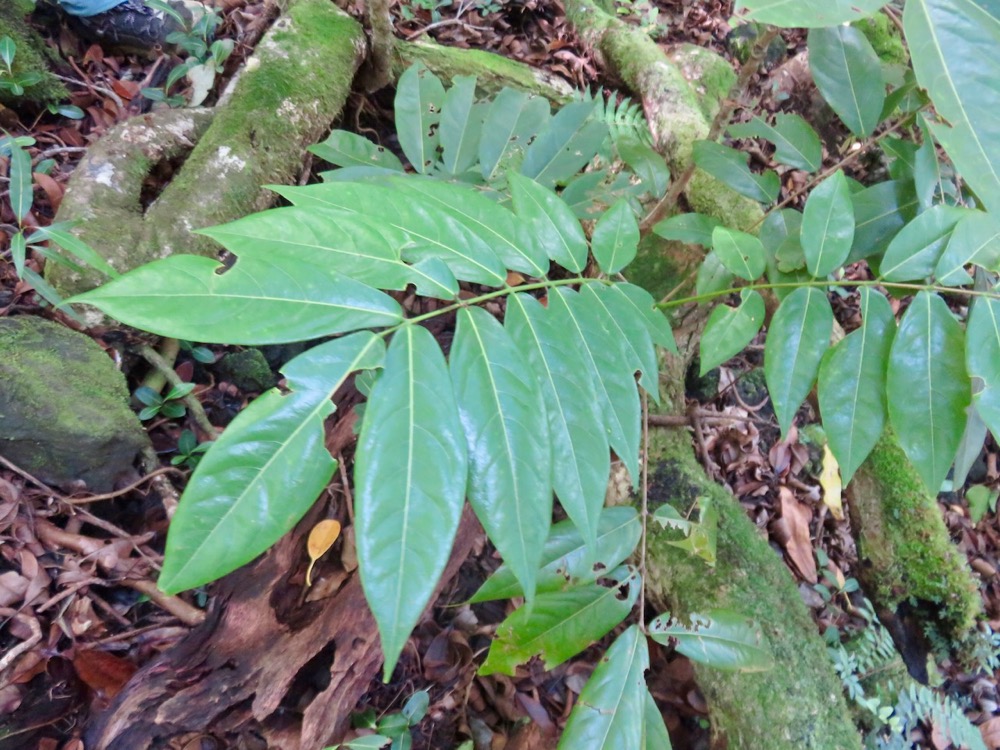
[305,519,341,587]
[819,445,844,521]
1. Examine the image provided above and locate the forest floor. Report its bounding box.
[0,1,998,748]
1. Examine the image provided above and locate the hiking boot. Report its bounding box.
[74,0,207,51]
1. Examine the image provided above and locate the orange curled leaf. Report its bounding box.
[305,519,341,587]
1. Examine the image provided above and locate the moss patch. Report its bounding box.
[847,433,981,639]
[853,14,907,66]
[0,5,67,105]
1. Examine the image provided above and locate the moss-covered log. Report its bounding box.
[48,0,366,303]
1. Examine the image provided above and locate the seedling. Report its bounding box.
[171,429,211,468]
[135,382,196,420]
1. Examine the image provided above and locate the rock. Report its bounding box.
[216,348,275,393]
[0,316,149,492]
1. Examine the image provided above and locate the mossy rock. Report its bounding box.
[0,316,149,491]
[216,348,275,393]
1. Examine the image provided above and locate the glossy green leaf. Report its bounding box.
[802,169,855,278]
[913,120,944,211]
[696,252,735,296]
[406,257,459,300]
[557,625,648,750]
[967,484,999,525]
[818,289,895,484]
[37,227,120,279]
[355,325,468,679]
[848,180,919,263]
[308,131,404,171]
[521,100,607,188]
[586,283,664,400]
[693,141,780,203]
[451,306,552,603]
[386,177,548,277]
[648,609,774,672]
[439,75,483,176]
[904,0,1000,215]
[471,507,641,602]
[653,497,718,566]
[613,282,678,354]
[509,172,588,272]
[642,689,672,750]
[0,36,14,67]
[652,213,721,247]
[159,333,384,594]
[68,254,403,345]
[592,199,639,274]
[764,287,834,436]
[8,139,31,223]
[479,89,551,181]
[555,287,642,484]
[887,291,971,493]
[728,114,822,172]
[966,296,1000,444]
[394,62,445,174]
[711,226,766,280]
[480,566,639,676]
[952,408,988,488]
[198,207,415,291]
[506,294,609,549]
[617,135,670,197]
[880,205,967,282]
[734,0,888,27]
[935,210,1000,286]
[700,290,766,374]
[808,25,885,137]
[10,231,25,278]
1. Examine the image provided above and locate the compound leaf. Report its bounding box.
[159,332,384,594]
[887,291,971,493]
[451,306,552,603]
[68,254,403,345]
[764,287,833,436]
[354,325,467,679]
[480,567,639,676]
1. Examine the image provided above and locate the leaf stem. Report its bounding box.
[658,278,1000,309]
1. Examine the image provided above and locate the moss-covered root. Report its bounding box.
[643,417,862,749]
[846,434,982,640]
[0,4,68,106]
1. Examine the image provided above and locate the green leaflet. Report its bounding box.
[354,325,468,679]
[711,226,766,280]
[764,287,834,436]
[967,296,1000,443]
[8,139,31,223]
[692,141,780,203]
[808,25,885,138]
[648,609,774,672]
[394,62,445,174]
[439,75,483,176]
[471,507,641,602]
[801,169,855,278]
[904,0,1000,215]
[520,100,608,188]
[935,210,1000,286]
[700,289,766,374]
[642,689,673,750]
[728,114,822,172]
[308,130,404,171]
[652,213,722,248]
[406,258,459,301]
[451,306,552,603]
[591,199,639,274]
[609,282,678,355]
[159,332,385,594]
[696,252,735,296]
[617,135,671,197]
[880,205,967,282]
[558,625,648,750]
[479,566,639,676]
[509,173,588,272]
[554,287,642,486]
[848,180,919,263]
[479,88,551,182]
[887,291,971,493]
[506,293,609,550]
[734,0,888,27]
[818,289,895,485]
[584,284,660,400]
[67,254,403,345]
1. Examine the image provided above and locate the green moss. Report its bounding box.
[0,5,68,105]
[643,416,861,749]
[217,348,275,392]
[847,434,981,638]
[665,44,736,123]
[853,14,908,66]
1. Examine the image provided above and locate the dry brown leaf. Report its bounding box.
[305,519,341,587]
[980,715,1000,748]
[72,649,137,699]
[777,487,817,583]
